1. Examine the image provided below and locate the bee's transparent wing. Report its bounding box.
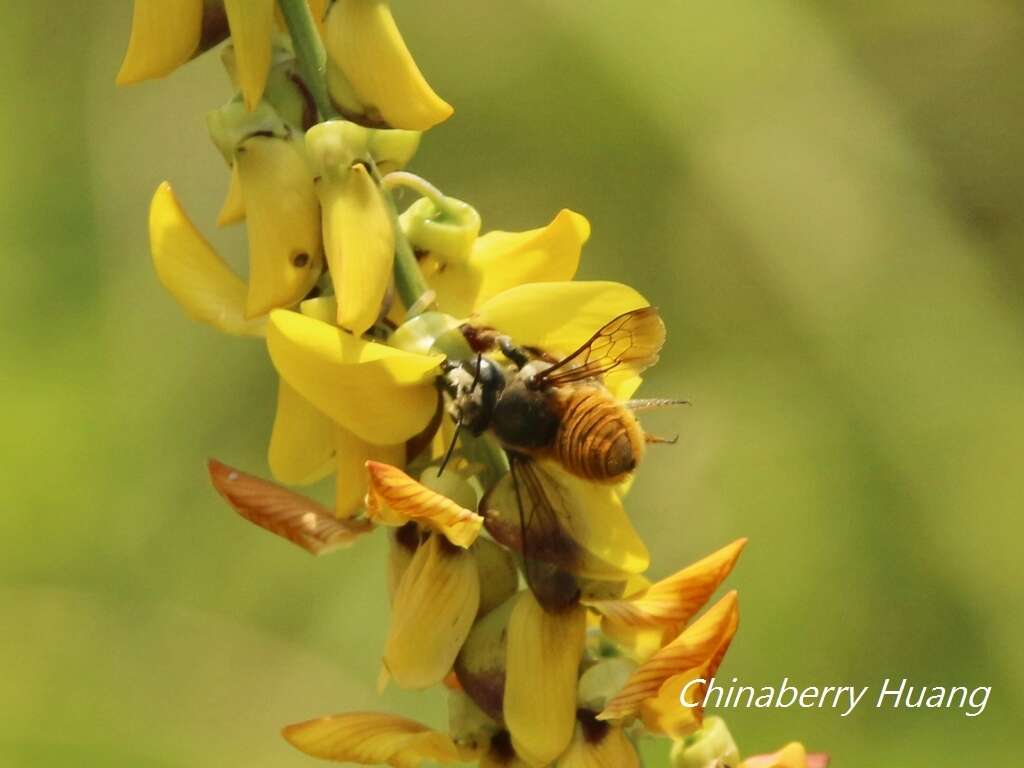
[533,306,665,387]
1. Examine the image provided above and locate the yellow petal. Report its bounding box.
[484,460,649,579]
[557,719,639,768]
[384,534,480,689]
[335,431,404,518]
[741,743,815,768]
[282,711,468,766]
[208,459,372,555]
[468,210,588,307]
[117,0,203,85]
[598,592,739,730]
[504,592,586,766]
[587,539,747,638]
[149,181,265,337]
[237,135,324,318]
[320,163,394,334]
[479,732,534,768]
[472,281,649,357]
[365,461,483,547]
[268,380,336,485]
[217,162,246,226]
[223,0,275,109]
[266,309,442,443]
[325,0,453,130]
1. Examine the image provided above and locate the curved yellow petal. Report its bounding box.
[335,432,404,518]
[469,209,588,306]
[149,181,265,337]
[365,461,483,547]
[384,534,480,689]
[325,0,453,130]
[587,538,746,638]
[598,592,739,730]
[282,712,468,766]
[117,0,203,85]
[504,592,586,766]
[217,163,246,226]
[473,281,649,358]
[266,309,443,444]
[237,135,324,318]
[268,380,336,485]
[321,163,394,334]
[557,719,639,768]
[209,459,373,555]
[224,0,275,109]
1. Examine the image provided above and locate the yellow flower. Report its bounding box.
[740,744,830,768]
[148,182,265,337]
[364,460,483,547]
[598,591,739,738]
[503,591,587,766]
[585,539,747,657]
[324,0,453,130]
[283,711,478,766]
[119,0,332,110]
[382,532,480,690]
[400,199,590,318]
[235,133,325,317]
[266,307,443,444]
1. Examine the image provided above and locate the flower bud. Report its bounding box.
[577,657,637,712]
[390,311,461,356]
[418,467,478,511]
[669,718,740,768]
[306,121,395,334]
[324,0,453,130]
[471,538,520,617]
[399,196,481,264]
[448,689,499,753]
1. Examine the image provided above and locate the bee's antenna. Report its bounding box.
[437,416,463,477]
[469,352,483,392]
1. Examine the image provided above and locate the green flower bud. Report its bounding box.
[448,689,499,753]
[399,196,481,264]
[390,311,461,356]
[207,99,290,163]
[669,717,741,768]
[576,657,637,712]
[472,538,520,617]
[419,468,478,511]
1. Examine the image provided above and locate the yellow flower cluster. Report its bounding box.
[121,2,827,766]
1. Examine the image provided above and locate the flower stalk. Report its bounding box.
[276,0,337,120]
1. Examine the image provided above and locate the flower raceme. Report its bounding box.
[123,1,828,765]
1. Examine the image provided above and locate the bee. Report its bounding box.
[441,307,683,609]
[443,306,679,482]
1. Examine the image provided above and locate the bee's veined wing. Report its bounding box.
[532,306,665,387]
[208,459,373,555]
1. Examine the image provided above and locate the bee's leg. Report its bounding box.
[498,336,531,369]
[644,433,679,445]
[623,398,689,412]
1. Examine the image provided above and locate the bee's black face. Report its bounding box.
[443,355,506,435]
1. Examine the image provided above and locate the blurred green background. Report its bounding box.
[2,1,1020,765]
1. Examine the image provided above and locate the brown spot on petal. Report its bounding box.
[576,708,609,745]
[292,252,310,268]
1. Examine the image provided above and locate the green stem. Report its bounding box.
[277,0,338,120]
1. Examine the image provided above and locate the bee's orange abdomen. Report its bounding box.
[552,386,645,483]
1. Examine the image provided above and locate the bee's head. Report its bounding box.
[442,355,506,435]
